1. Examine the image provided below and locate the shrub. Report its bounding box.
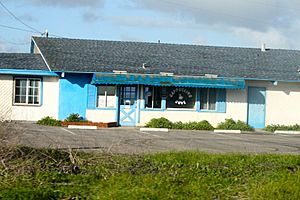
[216,118,254,131]
[264,124,300,132]
[64,113,86,122]
[37,116,62,126]
[145,117,173,128]
[145,118,214,130]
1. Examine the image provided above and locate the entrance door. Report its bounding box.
[119,85,137,126]
[247,87,266,128]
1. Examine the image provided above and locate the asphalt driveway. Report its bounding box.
[3,122,300,154]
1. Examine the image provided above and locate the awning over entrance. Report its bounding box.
[91,73,245,89]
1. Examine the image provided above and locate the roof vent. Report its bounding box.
[160,72,174,76]
[205,74,218,78]
[261,43,266,52]
[142,63,150,69]
[113,70,127,74]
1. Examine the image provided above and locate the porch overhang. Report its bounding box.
[91,73,245,89]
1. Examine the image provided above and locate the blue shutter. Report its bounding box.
[217,89,226,113]
[87,84,97,109]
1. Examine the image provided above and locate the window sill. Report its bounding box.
[198,109,224,113]
[141,108,164,111]
[88,107,116,110]
[12,103,41,107]
[165,108,196,112]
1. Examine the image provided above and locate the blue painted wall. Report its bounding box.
[58,73,92,120]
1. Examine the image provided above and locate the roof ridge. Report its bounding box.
[32,36,300,52]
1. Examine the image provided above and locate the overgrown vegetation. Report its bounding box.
[0,146,299,199]
[145,117,214,130]
[37,113,88,126]
[36,116,62,126]
[264,124,300,132]
[216,118,254,131]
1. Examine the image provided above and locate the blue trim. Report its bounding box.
[53,70,300,83]
[92,73,245,89]
[216,89,226,113]
[87,84,97,109]
[141,108,165,112]
[115,86,120,123]
[40,78,43,106]
[196,88,201,111]
[0,69,58,76]
[136,85,141,124]
[161,97,166,110]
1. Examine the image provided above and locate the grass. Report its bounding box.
[0,146,300,199]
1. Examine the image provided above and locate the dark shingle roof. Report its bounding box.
[33,36,300,81]
[0,53,48,71]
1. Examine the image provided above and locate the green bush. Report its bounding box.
[183,121,214,131]
[64,113,86,122]
[216,118,254,131]
[37,116,62,126]
[145,118,214,130]
[145,117,173,128]
[264,124,300,132]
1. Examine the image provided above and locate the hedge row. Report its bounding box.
[145,117,254,131]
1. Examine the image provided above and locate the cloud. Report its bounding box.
[83,12,200,30]
[10,0,105,8]
[232,27,289,48]
[128,0,299,31]
[126,0,300,49]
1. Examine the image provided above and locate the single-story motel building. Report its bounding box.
[1,36,300,128]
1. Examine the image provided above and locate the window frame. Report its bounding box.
[144,86,163,109]
[13,77,41,106]
[96,85,117,108]
[200,88,217,111]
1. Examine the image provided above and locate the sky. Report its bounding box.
[1,0,300,52]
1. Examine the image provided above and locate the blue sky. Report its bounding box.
[1,0,300,52]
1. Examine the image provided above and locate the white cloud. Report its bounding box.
[126,0,300,49]
[9,0,105,8]
[232,27,289,48]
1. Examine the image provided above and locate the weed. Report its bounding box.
[264,124,300,132]
[37,116,62,126]
[0,147,300,199]
[64,113,86,122]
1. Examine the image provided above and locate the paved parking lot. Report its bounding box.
[4,122,300,154]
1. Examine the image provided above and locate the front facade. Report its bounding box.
[1,36,300,128]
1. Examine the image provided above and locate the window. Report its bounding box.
[144,86,163,108]
[120,86,136,105]
[200,88,217,110]
[14,78,41,105]
[167,87,196,109]
[97,85,116,108]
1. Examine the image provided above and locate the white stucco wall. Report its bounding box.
[138,81,300,126]
[247,81,300,125]
[138,87,248,126]
[0,75,13,121]
[86,109,116,122]
[10,76,59,121]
